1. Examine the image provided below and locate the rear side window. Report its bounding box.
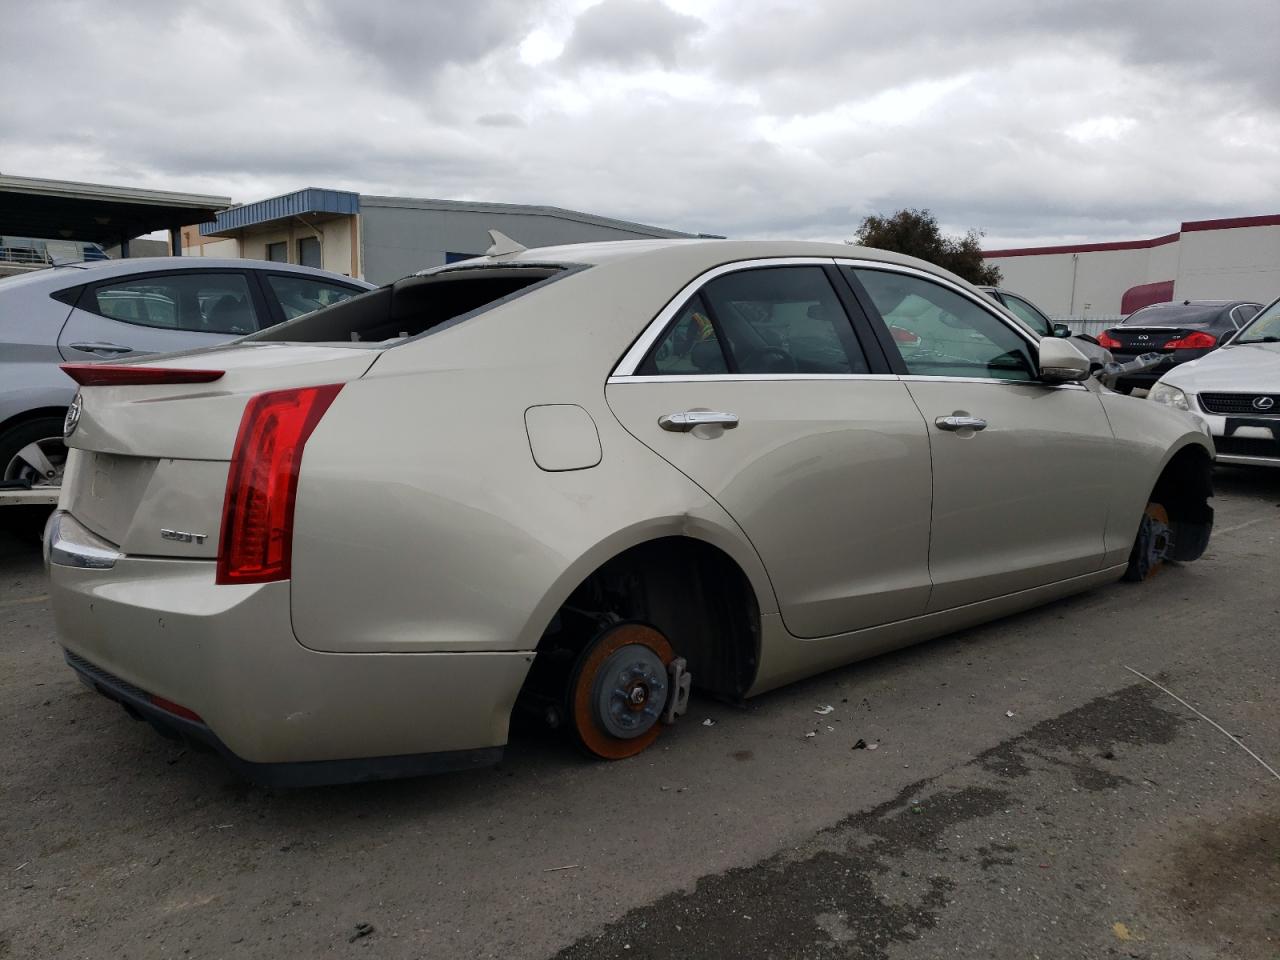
[87,273,260,335]
[248,266,568,344]
[639,266,870,375]
[265,274,362,321]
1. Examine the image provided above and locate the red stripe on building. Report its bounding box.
[983,233,1179,258]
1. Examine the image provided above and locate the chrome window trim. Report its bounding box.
[833,258,1042,351]
[898,374,1087,391]
[607,372,898,385]
[610,257,845,378]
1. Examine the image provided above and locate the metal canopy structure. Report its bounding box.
[0,175,231,255]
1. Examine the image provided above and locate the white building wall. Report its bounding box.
[1174,225,1280,303]
[986,217,1280,318]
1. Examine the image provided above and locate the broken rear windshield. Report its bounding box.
[245,265,572,344]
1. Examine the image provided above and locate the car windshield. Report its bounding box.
[1121,304,1223,328]
[1233,298,1280,343]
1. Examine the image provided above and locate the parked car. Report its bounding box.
[1149,295,1280,466]
[978,286,1113,368]
[1095,299,1261,393]
[45,240,1214,786]
[0,258,373,498]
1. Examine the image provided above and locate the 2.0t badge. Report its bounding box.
[63,394,82,437]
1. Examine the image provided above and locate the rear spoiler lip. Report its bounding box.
[60,364,225,387]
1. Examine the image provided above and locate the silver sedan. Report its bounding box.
[44,239,1214,785]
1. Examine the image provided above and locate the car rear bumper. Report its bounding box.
[62,649,503,786]
[46,514,535,783]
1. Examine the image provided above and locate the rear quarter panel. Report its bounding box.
[288,261,781,655]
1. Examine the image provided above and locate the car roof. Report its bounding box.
[423,238,977,288]
[0,256,374,292]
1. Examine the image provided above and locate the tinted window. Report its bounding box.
[266,274,361,321]
[642,294,729,375]
[704,266,868,374]
[1122,304,1226,328]
[1230,304,1259,329]
[852,268,1036,381]
[1000,292,1053,337]
[1235,299,1280,343]
[90,273,260,335]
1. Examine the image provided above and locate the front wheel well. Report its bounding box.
[1149,444,1214,562]
[523,537,761,709]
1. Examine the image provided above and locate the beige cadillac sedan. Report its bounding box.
[44,240,1214,785]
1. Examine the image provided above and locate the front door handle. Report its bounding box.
[934,415,988,432]
[658,411,740,432]
[68,341,132,354]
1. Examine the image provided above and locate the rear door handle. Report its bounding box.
[68,341,132,354]
[658,411,740,432]
[934,415,988,432]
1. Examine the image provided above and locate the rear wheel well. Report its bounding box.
[1149,444,1214,562]
[522,537,761,712]
[0,407,68,441]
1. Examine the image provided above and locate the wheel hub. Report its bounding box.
[4,436,66,488]
[592,644,670,739]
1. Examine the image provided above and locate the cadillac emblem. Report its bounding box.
[64,393,83,437]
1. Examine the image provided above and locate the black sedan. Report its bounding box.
[1097,300,1262,393]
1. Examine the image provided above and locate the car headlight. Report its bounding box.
[1148,382,1190,411]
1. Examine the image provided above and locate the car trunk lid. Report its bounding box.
[59,343,378,558]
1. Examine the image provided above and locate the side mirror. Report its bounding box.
[1052,322,1071,338]
[1038,337,1091,382]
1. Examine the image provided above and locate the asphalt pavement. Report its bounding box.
[1,470,1276,960]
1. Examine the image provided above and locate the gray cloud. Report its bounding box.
[0,0,1276,251]
[560,0,704,67]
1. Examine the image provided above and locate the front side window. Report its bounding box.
[1000,293,1053,338]
[850,268,1036,380]
[266,274,362,321]
[640,265,869,376]
[89,273,260,335]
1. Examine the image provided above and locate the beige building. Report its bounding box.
[983,214,1280,320]
[184,188,704,285]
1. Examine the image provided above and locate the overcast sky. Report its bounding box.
[2,0,1277,248]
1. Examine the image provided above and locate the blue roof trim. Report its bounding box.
[200,188,359,236]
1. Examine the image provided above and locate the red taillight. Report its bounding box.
[61,364,224,386]
[149,694,203,723]
[1096,331,1122,350]
[216,384,343,585]
[1163,331,1217,349]
[889,325,921,345]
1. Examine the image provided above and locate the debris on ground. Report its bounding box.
[348,922,375,943]
[853,738,867,749]
[804,731,816,738]
[814,705,834,715]
[1005,710,1016,718]
[867,743,879,751]
[701,718,716,727]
